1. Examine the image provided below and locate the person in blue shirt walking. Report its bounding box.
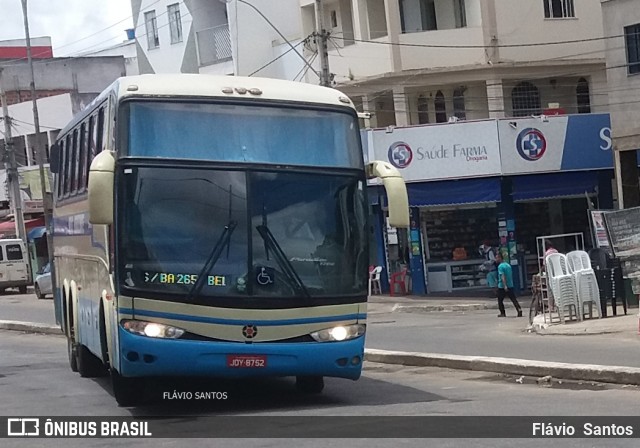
[496,252,522,318]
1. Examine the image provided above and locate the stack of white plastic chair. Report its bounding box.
[566,251,601,320]
[545,253,580,323]
[368,266,382,296]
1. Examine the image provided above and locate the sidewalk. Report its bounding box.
[367,293,505,314]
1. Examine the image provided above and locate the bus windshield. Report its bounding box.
[118,167,369,302]
[125,101,363,169]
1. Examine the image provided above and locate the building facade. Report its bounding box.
[0,49,127,231]
[601,0,640,209]
[131,0,307,78]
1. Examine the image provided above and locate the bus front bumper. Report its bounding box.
[118,326,364,380]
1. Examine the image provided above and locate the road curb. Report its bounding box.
[364,348,640,385]
[0,320,62,335]
[393,303,499,313]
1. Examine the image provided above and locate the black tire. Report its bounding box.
[67,336,78,372]
[18,285,27,294]
[111,370,144,407]
[296,376,324,394]
[35,284,44,300]
[77,344,107,378]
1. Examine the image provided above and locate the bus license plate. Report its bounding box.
[227,355,267,368]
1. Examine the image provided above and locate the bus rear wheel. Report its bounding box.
[111,370,143,407]
[67,337,78,372]
[77,344,107,378]
[296,376,324,394]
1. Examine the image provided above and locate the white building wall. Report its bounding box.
[82,41,139,76]
[135,0,192,73]
[602,0,640,149]
[398,27,486,71]
[229,0,304,78]
[494,0,605,62]
[6,95,74,139]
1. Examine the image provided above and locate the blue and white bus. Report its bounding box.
[51,74,408,406]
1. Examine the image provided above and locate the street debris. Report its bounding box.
[536,375,553,384]
[516,376,524,384]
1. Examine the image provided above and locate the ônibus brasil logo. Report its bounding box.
[516,128,547,161]
[388,142,413,169]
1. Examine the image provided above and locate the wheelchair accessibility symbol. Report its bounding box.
[256,267,274,286]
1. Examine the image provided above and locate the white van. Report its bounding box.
[0,239,30,294]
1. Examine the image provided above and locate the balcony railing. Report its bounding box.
[196,24,233,66]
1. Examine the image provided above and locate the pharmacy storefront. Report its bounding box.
[368,113,615,294]
[369,120,503,294]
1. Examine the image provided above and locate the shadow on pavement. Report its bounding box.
[90,373,448,416]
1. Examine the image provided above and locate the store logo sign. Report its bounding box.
[388,142,413,169]
[516,128,547,161]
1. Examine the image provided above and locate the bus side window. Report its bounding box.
[6,244,23,261]
[57,139,65,199]
[0,246,4,261]
[70,129,79,194]
[86,114,96,188]
[79,122,87,191]
[64,134,72,196]
[97,106,105,153]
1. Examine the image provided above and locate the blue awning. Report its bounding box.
[27,226,47,241]
[512,171,599,202]
[405,177,502,207]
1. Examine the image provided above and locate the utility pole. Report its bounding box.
[0,68,28,245]
[21,0,54,269]
[314,0,331,87]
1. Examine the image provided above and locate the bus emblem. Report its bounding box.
[242,325,258,339]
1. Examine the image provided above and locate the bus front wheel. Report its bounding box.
[296,376,324,394]
[111,370,143,407]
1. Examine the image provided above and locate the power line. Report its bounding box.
[330,30,639,49]
[248,36,309,77]
[294,52,318,82]
[234,0,320,80]
[0,0,182,68]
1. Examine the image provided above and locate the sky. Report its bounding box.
[0,0,135,56]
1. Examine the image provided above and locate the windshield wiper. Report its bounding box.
[255,225,311,300]
[186,221,238,301]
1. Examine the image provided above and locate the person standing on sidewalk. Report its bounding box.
[479,240,498,295]
[496,252,522,318]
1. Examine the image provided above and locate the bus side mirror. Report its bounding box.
[367,161,409,228]
[88,151,115,225]
[50,143,60,174]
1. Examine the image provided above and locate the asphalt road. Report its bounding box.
[2,294,640,368]
[0,291,56,325]
[366,310,640,367]
[2,330,640,447]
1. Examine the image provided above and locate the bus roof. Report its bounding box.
[58,74,356,137]
[116,74,355,107]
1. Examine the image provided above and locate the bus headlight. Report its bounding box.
[310,324,366,342]
[122,320,185,339]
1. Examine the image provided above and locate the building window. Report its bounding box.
[330,10,338,28]
[400,0,437,33]
[417,95,429,124]
[435,91,447,123]
[145,10,160,49]
[511,82,541,117]
[576,78,591,113]
[625,24,640,75]
[543,0,575,19]
[168,4,183,44]
[453,87,466,120]
[454,0,467,28]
